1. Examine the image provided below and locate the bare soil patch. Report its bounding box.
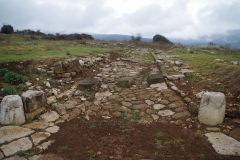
[44,117,238,160]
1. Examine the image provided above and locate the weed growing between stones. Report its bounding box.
[15,150,35,158]
[195,130,203,137]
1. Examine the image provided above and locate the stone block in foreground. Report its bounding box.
[22,90,47,120]
[0,95,25,125]
[198,92,225,126]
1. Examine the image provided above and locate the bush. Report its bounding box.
[0,68,8,76]
[3,72,27,84]
[1,25,14,34]
[0,86,18,96]
[153,34,172,44]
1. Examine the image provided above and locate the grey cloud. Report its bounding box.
[196,2,240,34]
[104,1,194,37]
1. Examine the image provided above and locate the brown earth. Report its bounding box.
[43,117,238,160]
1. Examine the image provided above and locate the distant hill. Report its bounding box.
[169,30,240,49]
[92,34,152,42]
[92,30,240,49]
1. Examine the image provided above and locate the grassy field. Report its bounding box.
[0,34,117,63]
[170,47,240,91]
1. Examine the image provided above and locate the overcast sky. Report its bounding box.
[0,0,239,39]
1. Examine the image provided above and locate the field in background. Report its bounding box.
[0,34,118,63]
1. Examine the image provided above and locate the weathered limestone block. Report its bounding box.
[205,132,240,156]
[198,92,226,126]
[0,137,32,156]
[78,78,101,91]
[53,61,64,74]
[117,77,135,88]
[147,74,163,85]
[22,90,47,113]
[0,126,34,144]
[63,58,80,73]
[52,103,66,115]
[0,95,25,125]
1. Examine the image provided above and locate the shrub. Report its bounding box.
[1,24,14,34]
[0,68,8,76]
[153,34,172,44]
[0,86,18,96]
[3,71,27,84]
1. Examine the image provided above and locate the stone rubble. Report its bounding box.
[0,51,239,159]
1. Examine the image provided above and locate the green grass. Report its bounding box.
[170,48,240,74]
[156,140,163,149]
[60,146,69,151]
[156,131,164,138]
[0,37,116,63]
[197,153,206,159]
[97,142,105,147]
[195,130,203,137]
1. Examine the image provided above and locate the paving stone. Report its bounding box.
[31,132,51,145]
[153,104,166,110]
[95,91,113,101]
[145,100,154,106]
[0,126,34,144]
[23,121,49,130]
[37,140,55,150]
[121,101,132,107]
[158,110,175,116]
[64,100,78,110]
[118,106,131,113]
[168,96,182,102]
[0,151,3,159]
[172,110,191,119]
[147,74,163,85]
[150,83,168,91]
[29,154,64,160]
[160,100,170,105]
[53,103,67,116]
[66,108,81,122]
[117,77,135,88]
[78,78,101,91]
[0,137,32,156]
[4,155,27,160]
[146,109,156,114]
[132,104,147,109]
[46,126,59,133]
[174,107,188,113]
[205,132,240,156]
[151,114,159,121]
[40,111,60,122]
[98,110,110,116]
[168,101,185,108]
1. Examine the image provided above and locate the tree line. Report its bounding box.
[1,24,172,43]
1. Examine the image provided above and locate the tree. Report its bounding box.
[131,33,141,42]
[1,24,14,34]
[153,34,171,44]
